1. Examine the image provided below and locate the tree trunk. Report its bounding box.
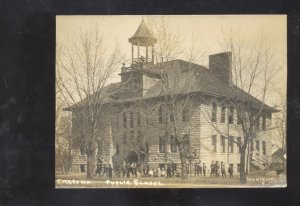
[178,144,188,179]
[86,152,94,179]
[240,148,247,184]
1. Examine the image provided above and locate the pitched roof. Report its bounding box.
[67,59,277,113]
[143,59,277,112]
[128,20,157,46]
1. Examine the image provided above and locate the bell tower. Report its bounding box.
[119,19,158,99]
[128,19,157,65]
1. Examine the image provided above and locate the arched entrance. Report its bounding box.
[127,151,138,164]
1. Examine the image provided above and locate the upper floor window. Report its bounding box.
[262,115,266,131]
[212,102,217,122]
[182,106,189,122]
[159,136,165,153]
[237,111,242,125]
[228,106,234,124]
[170,112,175,122]
[137,112,141,126]
[229,136,234,153]
[211,135,217,153]
[116,116,119,129]
[145,142,149,154]
[159,105,164,124]
[123,112,127,128]
[183,134,190,153]
[221,135,226,153]
[116,144,120,155]
[255,116,260,130]
[137,130,142,143]
[262,141,266,155]
[256,140,260,151]
[170,135,177,153]
[130,112,134,128]
[80,147,85,155]
[221,105,226,123]
[237,137,241,153]
[123,132,127,143]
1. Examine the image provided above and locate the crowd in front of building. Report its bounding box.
[93,157,238,180]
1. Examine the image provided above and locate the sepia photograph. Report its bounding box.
[55,15,287,188]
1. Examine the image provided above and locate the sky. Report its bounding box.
[56,15,287,106]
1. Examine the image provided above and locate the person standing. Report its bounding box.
[198,160,202,176]
[228,165,233,178]
[203,163,206,177]
[108,164,113,180]
[194,161,198,176]
[221,162,226,178]
[210,161,215,178]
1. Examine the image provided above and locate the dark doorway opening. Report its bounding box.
[127,151,138,164]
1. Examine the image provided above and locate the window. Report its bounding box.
[211,135,217,153]
[212,102,217,122]
[159,105,164,124]
[137,130,142,143]
[182,106,189,122]
[256,140,260,151]
[237,164,240,173]
[255,116,260,130]
[170,135,177,153]
[137,112,141,126]
[170,112,175,122]
[123,132,127,143]
[262,141,266,155]
[262,115,266,131]
[228,106,234,124]
[221,105,226,123]
[123,112,127,128]
[130,112,134,128]
[237,111,242,125]
[116,116,119,129]
[116,144,120,155]
[145,142,149,154]
[80,147,85,155]
[221,135,226,153]
[183,134,190,153]
[159,136,165,153]
[80,164,85,173]
[130,131,134,140]
[229,136,234,153]
[237,137,241,153]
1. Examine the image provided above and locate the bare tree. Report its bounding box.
[144,17,206,179]
[199,33,281,183]
[56,29,123,179]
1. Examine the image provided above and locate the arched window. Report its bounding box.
[159,136,165,153]
[170,135,177,153]
[212,102,217,122]
[221,105,226,123]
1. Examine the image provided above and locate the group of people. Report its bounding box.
[94,158,235,179]
[194,161,207,177]
[210,161,233,178]
[94,162,113,179]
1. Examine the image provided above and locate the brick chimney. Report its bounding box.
[209,52,232,85]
